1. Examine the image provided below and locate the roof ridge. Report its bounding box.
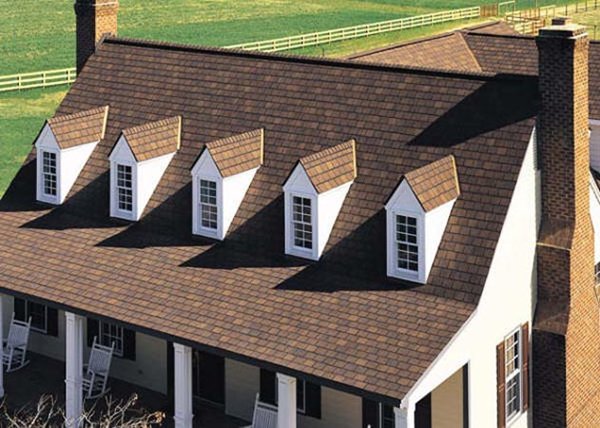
[205,128,263,150]
[48,105,109,125]
[464,31,534,40]
[100,36,535,82]
[122,116,181,136]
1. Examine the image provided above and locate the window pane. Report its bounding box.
[292,196,312,249]
[42,151,57,196]
[505,329,522,420]
[382,404,395,428]
[26,301,47,332]
[199,179,218,230]
[100,322,124,356]
[396,215,419,272]
[116,164,133,212]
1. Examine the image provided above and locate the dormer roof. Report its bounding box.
[46,106,109,149]
[402,155,460,212]
[298,139,357,193]
[120,116,181,162]
[202,129,264,177]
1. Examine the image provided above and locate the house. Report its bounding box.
[0,0,598,426]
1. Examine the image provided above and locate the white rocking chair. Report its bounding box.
[82,336,114,400]
[3,315,31,373]
[243,393,278,428]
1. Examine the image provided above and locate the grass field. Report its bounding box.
[0,0,578,75]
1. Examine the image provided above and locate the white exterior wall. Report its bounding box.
[316,181,352,257]
[221,167,259,237]
[403,133,539,428]
[0,295,167,393]
[431,368,463,428]
[424,200,455,280]
[136,152,175,220]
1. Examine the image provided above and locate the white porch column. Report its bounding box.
[276,373,297,428]
[0,295,4,398]
[173,343,193,428]
[65,312,84,428]
[394,405,415,428]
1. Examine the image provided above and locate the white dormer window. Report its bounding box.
[116,164,133,212]
[35,106,109,204]
[199,179,218,230]
[283,140,357,260]
[191,129,263,240]
[109,116,181,221]
[385,155,460,283]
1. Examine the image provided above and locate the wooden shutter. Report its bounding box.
[87,318,99,347]
[123,328,136,361]
[521,323,530,411]
[497,341,506,428]
[305,381,321,419]
[362,397,378,428]
[46,307,59,337]
[415,393,432,428]
[260,369,276,405]
[13,298,25,321]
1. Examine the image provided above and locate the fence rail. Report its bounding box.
[227,6,481,52]
[0,67,76,93]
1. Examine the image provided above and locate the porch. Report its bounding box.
[3,352,248,427]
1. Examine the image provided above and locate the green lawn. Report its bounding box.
[0,0,578,75]
[0,88,67,195]
[571,6,600,39]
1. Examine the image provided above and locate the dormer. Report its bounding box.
[385,155,460,284]
[108,116,181,221]
[190,129,263,240]
[283,140,357,261]
[35,106,108,204]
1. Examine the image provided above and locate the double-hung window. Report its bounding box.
[199,179,218,230]
[100,321,124,357]
[505,328,522,421]
[116,164,133,212]
[396,214,419,272]
[42,151,57,197]
[292,196,312,250]
[26,301,48,334]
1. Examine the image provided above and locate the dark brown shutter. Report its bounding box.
[13,298,25,321]
[87,318,99,347]
[305,381,321,419]
[362,398,378,428]
[260,369,276,405]
[123,328,136,361]
[497,341,506,428]
[521,323,530,411]
[415,393,432,428]
[46,307,59,337]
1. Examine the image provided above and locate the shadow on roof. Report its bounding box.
[0,158,48,213]
[409,77,538,148]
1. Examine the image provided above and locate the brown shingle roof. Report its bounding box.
[298,140,357,193]
[120,116,181,162]
[0,37,538,401]
[353,25,600,119]
[204,129,264,177]
[46,106,109,149]
[403,155,460,212]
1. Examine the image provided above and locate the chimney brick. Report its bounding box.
[534,22,600,426]
[74,0,119,74]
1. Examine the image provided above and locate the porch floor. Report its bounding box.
[4,352,249,427]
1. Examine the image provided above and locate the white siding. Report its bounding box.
[403,132,538,428]
[431,368,463,428]
[299,387,361,428]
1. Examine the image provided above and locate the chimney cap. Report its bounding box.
[539,22,587,39]
[551,16,572,26]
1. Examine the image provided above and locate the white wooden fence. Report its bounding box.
[0,5,482,93]
[0,67,76,93]
[228,6,481,52]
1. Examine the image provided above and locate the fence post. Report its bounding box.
[18,75,22,91]
[42,71,46,88]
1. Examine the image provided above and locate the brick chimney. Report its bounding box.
[533,21,600,426]
[74,0,119,74]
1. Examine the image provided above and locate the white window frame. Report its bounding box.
[274,377,306,414]
[99,321,124,357]
[386,209,424,282]
[116,163,134,213]
[37,149,60,204]
[505,327,523,424]
[285,191,317,259]
[110,160,137,220]
[25,300,48,334]
[197,177,219,234]
[291,194,314,252]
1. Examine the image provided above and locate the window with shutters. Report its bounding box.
[505,328,522,422]
[100,321,124,357]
